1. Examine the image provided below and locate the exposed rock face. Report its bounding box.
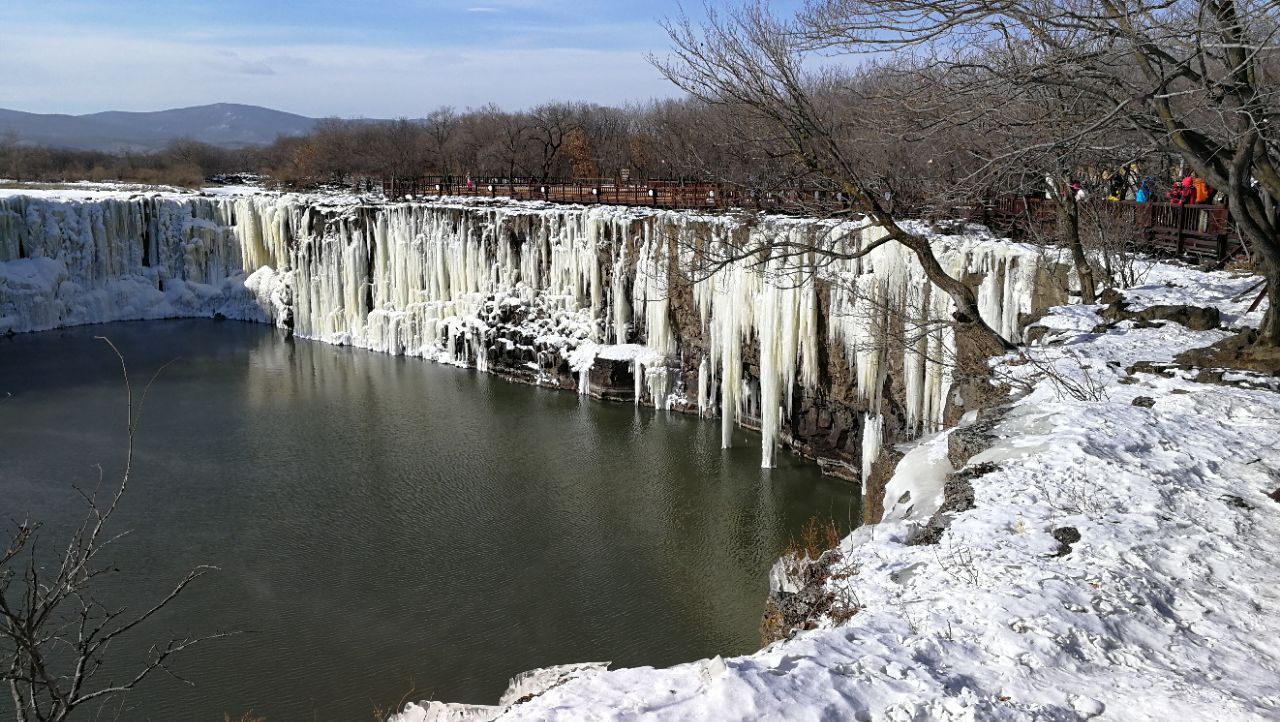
[760,547,856,646]
[1052,526,1082,556]
[0,194,1070,523]
[1096,293,1223,331]
[905,403,1010,547]
[1127,359,1280,391]
[905,461,993,547]
[1173,329,1280,377]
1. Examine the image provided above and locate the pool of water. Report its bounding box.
[0,320,858,721]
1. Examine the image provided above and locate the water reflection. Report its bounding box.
[0,320,858,721]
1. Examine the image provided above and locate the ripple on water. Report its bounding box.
[0,319,859,721]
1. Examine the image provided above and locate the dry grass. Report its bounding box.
[370,680,419,722]
[785,515,842,561]
[759,603,788,646]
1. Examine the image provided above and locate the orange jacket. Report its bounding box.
[1191,177,1210,204]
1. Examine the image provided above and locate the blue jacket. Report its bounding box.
[1135,181,1151,203]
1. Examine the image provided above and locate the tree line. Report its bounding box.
[0,88,1226,207]
[0,100,748,188]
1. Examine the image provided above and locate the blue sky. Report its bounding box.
[0,0,803,117]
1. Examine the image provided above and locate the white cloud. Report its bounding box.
[0,23,681,116]
[213,49,278,76]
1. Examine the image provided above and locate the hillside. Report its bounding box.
[0,103,317,152]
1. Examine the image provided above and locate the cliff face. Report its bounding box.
[0,192,1070,520]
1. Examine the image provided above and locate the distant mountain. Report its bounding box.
[0,103,319,152]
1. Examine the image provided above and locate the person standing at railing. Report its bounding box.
[1190,177,1214,231]
[1106,173,1128,201]
[1167,176,1193,205]
[1135,178,1152,203]
[1191,176,1212,205]
[1071,179,1088,201]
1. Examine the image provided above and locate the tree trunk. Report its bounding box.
[1260,266,1280,346]
[831,174,1017,353]
[895,230,1016,352]
[1058,190,1096,304]
[1224,188,1280,347]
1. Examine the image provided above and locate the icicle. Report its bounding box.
[861,412,883,485]
[633,359,644,406]
[697,357,709,417]
[647,365,671,410]
[0,194,1067,477]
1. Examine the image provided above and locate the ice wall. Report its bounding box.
[0,192,1066,475]
[0,195,286,332]
[688,217,1062,469]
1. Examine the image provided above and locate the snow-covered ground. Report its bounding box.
[395,263,1279,722]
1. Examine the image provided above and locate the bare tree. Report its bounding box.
[1,339,230,722]
[577,104,631,178]
[473,105,533,179]
[423,107,460,177]
[306,118,365,184]
[367,119,431,185]
[792,15,1140,303]
[801,0,1280,344]
[655,3,1016,352]
[564,127,598,178]
[529,103,580,181]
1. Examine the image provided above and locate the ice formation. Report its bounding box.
[0,195,283,331]
[0,191,1065,474]
[689,217,1062,470]
[451,262,1280,722]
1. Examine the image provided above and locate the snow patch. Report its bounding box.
[477,263,1280,722]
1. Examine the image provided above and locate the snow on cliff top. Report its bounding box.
[0,186,1036,252]
[0,184,954,230]
[396,261,1279,722]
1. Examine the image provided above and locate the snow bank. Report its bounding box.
[457,264,1279,721]
[879,425,955,523]
[390,663,610,722]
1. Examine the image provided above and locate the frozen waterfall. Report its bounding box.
[0,191,1067,474]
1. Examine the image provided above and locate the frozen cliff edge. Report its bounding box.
[0,189,1070,479]
[0,194,280,332]
[397,265,1277,721]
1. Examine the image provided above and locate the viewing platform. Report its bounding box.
[987,196,1239,264]
[379,177,1241,265]
[379,176,856,213]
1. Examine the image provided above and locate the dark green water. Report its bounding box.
[0,320,858,721]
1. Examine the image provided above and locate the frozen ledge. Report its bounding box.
[389,662,611,722]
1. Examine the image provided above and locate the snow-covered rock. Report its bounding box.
[463,264,1279,721]
[389,663,610,722]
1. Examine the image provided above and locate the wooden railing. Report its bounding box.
[378,176,865,213]
[986,196,1239,263]
[380,178,1242,264]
